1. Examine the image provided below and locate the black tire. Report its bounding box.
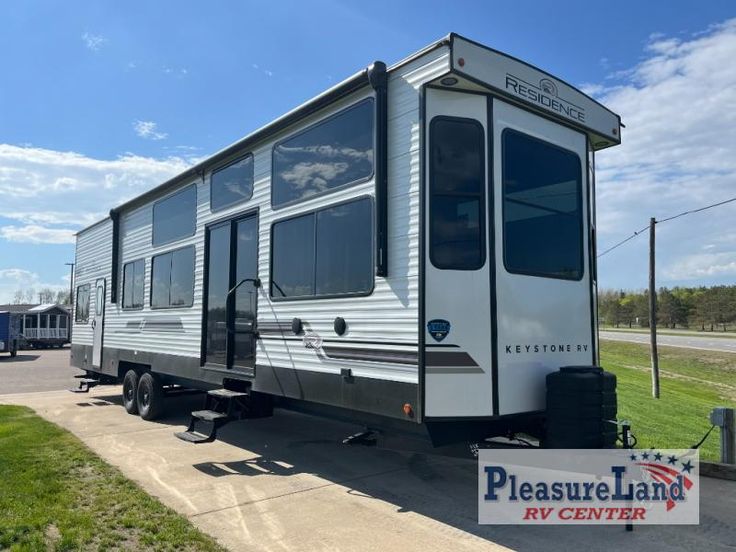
[137,372,165,421]
[9,346,17,358]
[122,370,140,415]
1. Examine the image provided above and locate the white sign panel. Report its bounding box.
[478,449,699,525]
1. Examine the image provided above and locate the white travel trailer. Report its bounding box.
[71,34,621,445]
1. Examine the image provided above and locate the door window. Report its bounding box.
[429,117,486,270]
[502,129,583,280]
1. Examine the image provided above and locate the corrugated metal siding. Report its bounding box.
[92,46,450,384]
[72,219,112,347]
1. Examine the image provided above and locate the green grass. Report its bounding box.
[0,405,225,552]
[600,340,736,461]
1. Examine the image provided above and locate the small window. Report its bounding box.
[429,117,486,270]
[272,99,375,208]
[210,154,254,212]
[123,259,145,309]
[502,129,583,280]
[270,197,373,299]
[75,284,90,322]
[151,246,195,308]
[152,185,197,247]
[95,285,104,316]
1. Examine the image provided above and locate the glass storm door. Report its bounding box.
[204,214,258,376]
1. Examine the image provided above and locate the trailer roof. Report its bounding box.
[77,33,620,233]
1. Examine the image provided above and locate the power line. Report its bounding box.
[597,224,650,258]
[597,194,736,258]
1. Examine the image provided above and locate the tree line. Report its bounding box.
[9,288,71,305]
[599,286,736,331]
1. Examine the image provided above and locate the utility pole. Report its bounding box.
[649,218,660,398]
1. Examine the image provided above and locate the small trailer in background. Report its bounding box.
[0,311,19,357]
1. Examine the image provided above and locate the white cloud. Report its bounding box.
[133,120,168,141]
[594,18,736,288]
[0,225,76,244]
[81,32,107,52]
[0,268,67,304]
[0,144,191,247]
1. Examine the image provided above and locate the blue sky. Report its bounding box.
[1,1,735,302]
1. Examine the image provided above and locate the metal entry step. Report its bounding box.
[175,387,272,444]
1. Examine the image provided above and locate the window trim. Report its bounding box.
[75,284,91,323]
[270,97,376,210]
[152,183,197,248]
[269,195,375,302]
[501,127,585,282]
[122,258,146,311]
[428,115,487,271]
[150,244,196,309]
[209,152,255,213]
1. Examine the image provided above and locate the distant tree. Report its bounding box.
[657,288,686,329]
[12,290,24,304]
[56,290,71,305]
[24,288,35,303]
[38,288,55,304]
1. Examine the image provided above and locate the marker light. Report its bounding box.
[403,403,414,418]
[440,77,458,86]
[457,57,465,67]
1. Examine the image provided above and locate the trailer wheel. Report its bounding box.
[9,343,17,358]
[137,372,165,421]
[122,370,140,415]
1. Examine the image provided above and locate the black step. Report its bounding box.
[191,410,229,422]
[174,430,215,444]
[208,388,248,399]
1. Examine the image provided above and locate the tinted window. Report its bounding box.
[503,129,583,280]
[205,224,230,365]
[75,284,90,322]
[153,185,196,246]
[270,198,373,299]
[211,155,254,211]
[123,259,145,309]
[316,198,373,295]
[151,246,195,308]
[271,214,314,298]
[430,117,485,270]
[272,99,374,207]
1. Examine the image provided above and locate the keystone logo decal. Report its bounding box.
[478,449,699,525]
[427,319,451,342]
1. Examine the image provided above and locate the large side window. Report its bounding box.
[122,259,145,309]
[151,246,195,308]
[502,129,583,280]
[272,99,375,208]
[152,185,197,247]
[429,117,486,270]
[210,154,254,212]
[271,197,373,299]
[75,284,90,322]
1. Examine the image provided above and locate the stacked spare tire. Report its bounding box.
[545,366,617,448]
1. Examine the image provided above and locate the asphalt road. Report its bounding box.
[0,347,82,394]
[600,331,736,354]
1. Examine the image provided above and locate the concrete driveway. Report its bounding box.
[1,386,735,552]
[0,347,82,394]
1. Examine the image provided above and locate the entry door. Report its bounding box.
[492,99,592,415]
[204,214,258,375]
[92,278,105,368]
[424,88,493,417]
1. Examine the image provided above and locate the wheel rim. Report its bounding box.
[141,387,150,408]
[125,383,134,402]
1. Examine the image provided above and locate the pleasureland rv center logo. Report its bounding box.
[478,449,699,525]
